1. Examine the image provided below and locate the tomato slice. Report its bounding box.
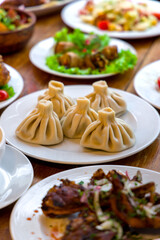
[153,12,160,20]
[97,20,110,30]
[0,90,9,101]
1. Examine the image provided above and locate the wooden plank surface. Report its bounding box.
[0,12,160,240]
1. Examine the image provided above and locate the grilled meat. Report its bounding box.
[0,55,10,86]
[42,179,86,217]
[62,211,115,240]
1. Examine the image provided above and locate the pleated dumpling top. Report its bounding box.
[38,80,74,119]
[61,97,98,139]
[16,100,63,145]
[80,107,135,152]
[85,80,127,116]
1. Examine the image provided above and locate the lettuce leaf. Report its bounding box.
[46,50,137,75]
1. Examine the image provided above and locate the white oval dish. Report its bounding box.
[0,85,159,165]
[0,145,33,209]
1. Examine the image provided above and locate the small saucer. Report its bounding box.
[0,145,33,209]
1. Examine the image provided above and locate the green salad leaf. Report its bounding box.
[46,28,137,75]
[0,84,15,98]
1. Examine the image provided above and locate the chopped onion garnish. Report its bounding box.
[122,180,140,196]
[94,191,109,222]
[142,205,157,218]
[152,204,160,212]
[101,183,112,192]
[94,178,109,186]
[96,219,123,239]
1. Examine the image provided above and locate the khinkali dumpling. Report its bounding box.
[80,107,135,152]
[38,80,74,119]
[16,100,63,145]
[61,97,98,139]
[85,80,127,116]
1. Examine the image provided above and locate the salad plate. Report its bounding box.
[0,85,159,165]
[0,145,33,209]
[134,60,160,109]
[26,0,75,17]
[0,64,24,109]
[10,165,160,240]
[61,0,160,39]
[29,36,136,79]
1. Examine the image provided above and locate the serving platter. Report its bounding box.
[0,64,23,109]
[61,0,160,39]
[0,145,33,209]
[134,60,160,109]
[29,37,136,79]
[26,0,75,17]
[0,85,159,165]
[10,165,160,240]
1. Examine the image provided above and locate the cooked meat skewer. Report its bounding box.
[55,42,75,54]
[59,52,83,68]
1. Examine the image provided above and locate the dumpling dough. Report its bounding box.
[80,107,135,152]
[61,97,98,139]
[38,80,74,119]
[85,80,127,116]
[16,100,63,145]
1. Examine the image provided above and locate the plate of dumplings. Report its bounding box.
[0,80,159,165]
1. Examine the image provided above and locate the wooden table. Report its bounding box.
[0,11,160,240]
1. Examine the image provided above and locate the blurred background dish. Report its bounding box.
[0,0,76,17]
[0,0,47,7]
[61,0,160,39]
[0,6,36,54]
[26,0,76,17]
[134,60,160,109]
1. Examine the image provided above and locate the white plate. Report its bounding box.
[61,0,160,39]
[0,85,159,165]
[0,145,33,209]
[0,64,24,109]
[10,165,160,240]
[29,37,136,79]
[134,60,160,109]
[26,0,74,17]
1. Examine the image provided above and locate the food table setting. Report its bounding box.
[0,0,160,239]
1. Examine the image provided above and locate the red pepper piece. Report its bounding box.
[97,20,110,30]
